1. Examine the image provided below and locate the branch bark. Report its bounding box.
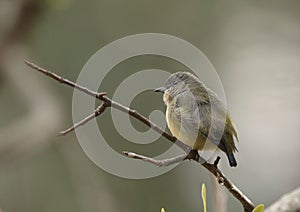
[24,61,256,212]
[58,102,108,136]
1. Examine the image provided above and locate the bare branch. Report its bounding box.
[24,61,255,212]
[24,60,103,99]
[124,149,254,211]
[201,160,254,211]
[58,102,109,136]
[122,151,187,167]
[266,186,300,212]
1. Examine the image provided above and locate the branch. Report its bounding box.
[266,186,300,212]
[0,0,63,161]
[122,151,188,167]
[24,61,191,151]
[24,61,255,212]
[58,102,108,136]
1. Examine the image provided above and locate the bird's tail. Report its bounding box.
[226,152,237,167]
[217,140,238,167]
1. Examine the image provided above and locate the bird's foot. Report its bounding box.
[185,149,200,161]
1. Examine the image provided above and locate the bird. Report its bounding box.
[154,72,238,167]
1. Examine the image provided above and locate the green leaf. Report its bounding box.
[252,204,264,212]
[201,184,207,212]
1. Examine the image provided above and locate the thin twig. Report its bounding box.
[24,61,255,212]
[58,102,109,136]
[122,151,187,167]
[24,60,103,99]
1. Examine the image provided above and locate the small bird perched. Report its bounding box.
[155,72,238,167]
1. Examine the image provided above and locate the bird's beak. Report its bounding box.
[154,87,166,93]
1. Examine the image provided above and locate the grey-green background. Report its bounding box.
[0,0,300,211]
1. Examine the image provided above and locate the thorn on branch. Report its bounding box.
[214,156,221,167]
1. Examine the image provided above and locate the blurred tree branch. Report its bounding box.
[25,61,256,212]
[0,1,117,211]
[266,187,300,212]
[0,0,62,160]
[210,172,227,212]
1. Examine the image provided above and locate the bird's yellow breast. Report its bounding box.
[165,106,180,139]
[164,93,216,151]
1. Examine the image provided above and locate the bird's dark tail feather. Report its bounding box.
[227,152,237,167]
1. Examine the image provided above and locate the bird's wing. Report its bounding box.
[174,90,236,151]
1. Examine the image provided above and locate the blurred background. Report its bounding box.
[0,0,300,211]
